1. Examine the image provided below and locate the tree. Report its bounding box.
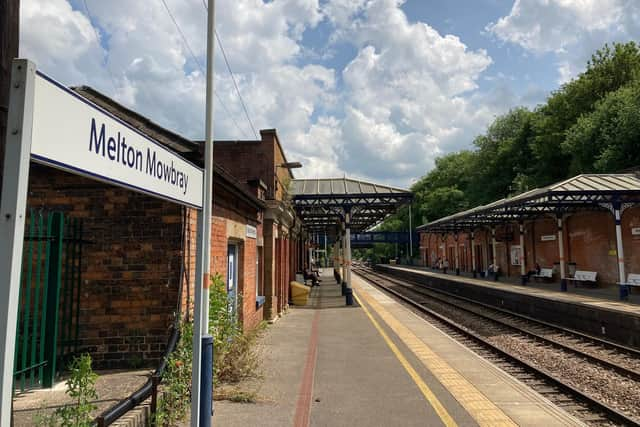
[564,80,640,173]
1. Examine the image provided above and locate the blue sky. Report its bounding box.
[19,0,640,187]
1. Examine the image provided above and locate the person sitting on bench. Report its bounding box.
[527,263,541,279]
[304,269,320,287]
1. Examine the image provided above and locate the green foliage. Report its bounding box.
[371,41,640,262]
[564,79,640,173]
[208,273,262,384]
[36,355,98,427]
[154,273,263,426]
[154,321,193,427]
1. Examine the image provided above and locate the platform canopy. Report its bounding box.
[290,178,413,233]
[418,174,640,233]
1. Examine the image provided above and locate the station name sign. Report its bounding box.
[30,72,203,208]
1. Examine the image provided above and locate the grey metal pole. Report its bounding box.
[191,1,215,425]
[0,59,35,427]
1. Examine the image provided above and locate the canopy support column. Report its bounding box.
[613,202,626,285]
[344,211,353,306]
[557,215,567,292]
[519,222,526,285]
[408,204,413,262]
[470,231,477,278]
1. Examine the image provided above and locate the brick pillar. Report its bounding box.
[263,219,277,321]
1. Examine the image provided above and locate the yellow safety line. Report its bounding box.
[354,293,458,427]
[355,283,517,427]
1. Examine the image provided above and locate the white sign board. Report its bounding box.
[541,234,557,241]
[30,72,203,208]
[632,227,640,236]
[246,224,257,239]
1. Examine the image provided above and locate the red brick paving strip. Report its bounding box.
[293,311,320,427]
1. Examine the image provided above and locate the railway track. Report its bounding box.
[353,267,640,427]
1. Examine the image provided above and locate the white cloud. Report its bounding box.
[487,0,640,83]
[487,0,623,53]
[322,0,494,183]
[21,0,503,187]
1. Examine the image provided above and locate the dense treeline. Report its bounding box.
[356,42,640,262]
[379,41,640,250]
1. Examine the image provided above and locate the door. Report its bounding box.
[227,244,238,318]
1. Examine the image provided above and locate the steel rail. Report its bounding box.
[360,268,640,382]
[354,268,640,427]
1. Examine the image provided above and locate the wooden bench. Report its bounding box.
[618,273,640,300]
[532,268,553,282]
[566,270,598,288]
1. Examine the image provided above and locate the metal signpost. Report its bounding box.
[191,1,216,426]
[0,60,207,426]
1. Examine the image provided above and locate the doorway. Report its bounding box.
[227,243,238,318]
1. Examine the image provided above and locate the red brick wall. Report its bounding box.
[567,211,617,284]
[29,163,264,369]
[420,208,640,285]
[28,165,183,369]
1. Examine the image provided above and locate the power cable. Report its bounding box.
[82,0,119,94]
[201,0,260,139]
[215,29,260,139]
[160,0,251,138]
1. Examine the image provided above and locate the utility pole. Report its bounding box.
[191,0,215,425]
[0,0,20,195]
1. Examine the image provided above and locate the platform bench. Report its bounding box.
[566,270,598,288]
[618,273,640,300]
[532,268,553,282]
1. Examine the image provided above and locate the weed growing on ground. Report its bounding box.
[35,354,98,427]
[154,273,265,425]
[155,321,193,427]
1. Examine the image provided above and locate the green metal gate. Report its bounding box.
[13,210,84,391]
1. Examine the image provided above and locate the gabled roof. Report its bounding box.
[418,174,640,233]
[290,178,408,196]
[290,177,412,233]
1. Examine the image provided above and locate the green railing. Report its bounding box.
[14,211,84,391]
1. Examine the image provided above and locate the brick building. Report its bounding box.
[418,174,640,286]
[213,131,305,321]
[24,87,266,369]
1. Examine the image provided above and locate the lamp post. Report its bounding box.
[273,161,302,198]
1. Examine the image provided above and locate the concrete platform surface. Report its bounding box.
[212,270,583,427]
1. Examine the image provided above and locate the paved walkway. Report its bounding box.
[212,270,583,427]
[386,265,640,316]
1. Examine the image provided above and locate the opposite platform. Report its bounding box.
[213,270,582,426]
[378,264,640,348]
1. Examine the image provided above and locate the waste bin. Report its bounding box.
[290,281,311,306]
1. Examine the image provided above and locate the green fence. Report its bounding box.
[14,210,85,391]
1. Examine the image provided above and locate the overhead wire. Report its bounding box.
[159,0,251,139]
[82,0,119,94]
[201,0,260,140]
[215,29,260,140]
